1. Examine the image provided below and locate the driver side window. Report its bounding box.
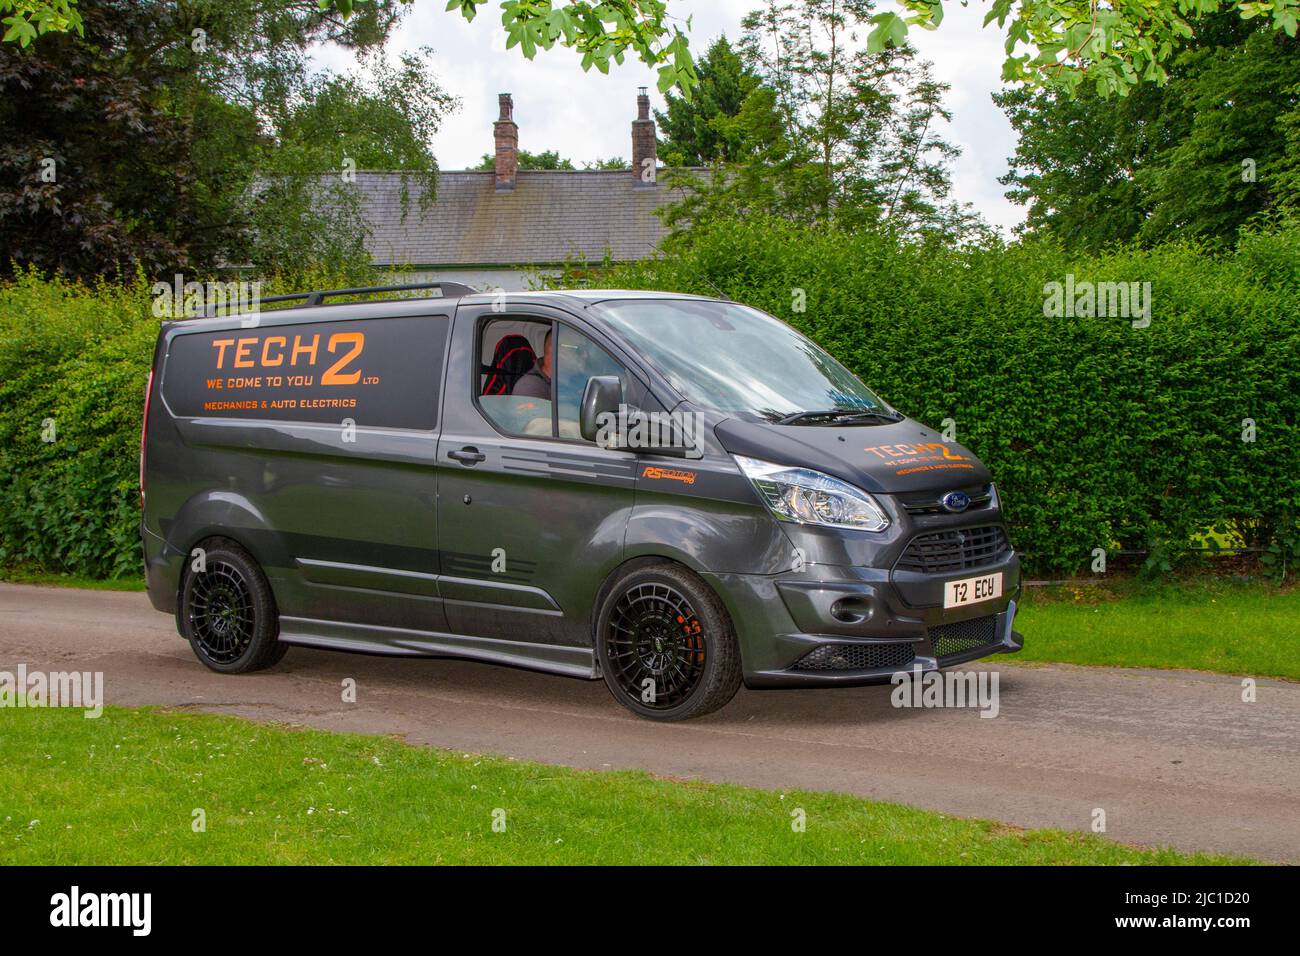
[476,318,631,443]
[477,317,553,437]
[556,325,629,440]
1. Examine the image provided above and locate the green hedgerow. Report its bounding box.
[1,223,1298,579]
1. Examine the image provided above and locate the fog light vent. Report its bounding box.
[830,597,871,624]
[929,615,998,659]
[792,641,915,672]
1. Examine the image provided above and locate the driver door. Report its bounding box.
[435,304,641,653]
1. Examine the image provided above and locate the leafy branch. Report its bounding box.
[442,0,698,98]
[1,0,81,46]
[867,0,1300,97]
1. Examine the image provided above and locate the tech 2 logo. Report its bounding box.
[863,441,976,478]
[641,466,697,485]
[208,330,366,385]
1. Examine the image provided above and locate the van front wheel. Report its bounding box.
[595,564,742,721]
[179,540,286,674]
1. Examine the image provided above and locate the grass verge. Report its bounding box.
[1016,578,1298,680]
[0,569,145,591]
[0,705,1247,865]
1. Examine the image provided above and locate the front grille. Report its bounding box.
[792,641,916,672]
[929,615,998,660]
[901,484,993,516]
[894,525,1009,574]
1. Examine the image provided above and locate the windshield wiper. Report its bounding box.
[777,409,902,426]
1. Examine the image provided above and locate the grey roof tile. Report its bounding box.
[350,169,702,267]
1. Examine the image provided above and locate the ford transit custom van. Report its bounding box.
[142,282,1023,720]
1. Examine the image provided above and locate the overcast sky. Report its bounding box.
[313,1,1025,233]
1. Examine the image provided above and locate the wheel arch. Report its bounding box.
[590,552,735,649]
[168,490,287,598]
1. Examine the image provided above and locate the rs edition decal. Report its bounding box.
[642,466,697,485]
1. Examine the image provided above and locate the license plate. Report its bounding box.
[943,571,1003,609]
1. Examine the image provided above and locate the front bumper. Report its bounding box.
[703,554,1023,689]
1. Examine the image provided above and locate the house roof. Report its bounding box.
[356,169,698,268]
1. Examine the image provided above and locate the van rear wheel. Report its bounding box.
[595,564,742,721]
[179,540,286,674]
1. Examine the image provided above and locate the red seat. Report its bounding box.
[482,334,537,396]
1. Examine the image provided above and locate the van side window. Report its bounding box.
[477,317,552,436]
[556,325,629,440]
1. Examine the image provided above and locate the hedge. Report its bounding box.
[559,220,1300,574]
[1,222,1297,578]
[0,268,354,579]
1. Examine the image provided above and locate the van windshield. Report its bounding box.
[593,299,889,422]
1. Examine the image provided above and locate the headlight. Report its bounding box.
[734,455,889,532]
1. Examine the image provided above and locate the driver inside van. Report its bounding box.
[513,328,552,399]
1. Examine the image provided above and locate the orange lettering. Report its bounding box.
[291,334,319,366]
[234,337,256,368]
[211,338,234,369]
[261,335,286,367]
[641,466,696,485]
[322,332,364,385]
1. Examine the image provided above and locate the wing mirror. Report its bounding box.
[579,375,622,444]
[580,375,699,457]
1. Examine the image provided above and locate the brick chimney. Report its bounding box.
[632,87,657,187]
[494,93,518,191]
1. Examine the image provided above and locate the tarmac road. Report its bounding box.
[2,582,1297,862]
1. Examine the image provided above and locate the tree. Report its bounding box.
[0,0,450,279]
[0,0,81,45]
[101,0,414,269]
[666,0,971,237]
[473,150,629,170]
[474,149,576,170]
[247,50,454,276]
[1136,22,1300,241]
[997,14,1300,249]
[1277,82,1300,220]
[655,35,760,166]
[10,0,1299,100]
[994,85,1153,250]
[445,0,698,97]
[868,0,1300,99]
[0,0,201,277]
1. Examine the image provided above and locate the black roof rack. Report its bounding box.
[201,280,479,317]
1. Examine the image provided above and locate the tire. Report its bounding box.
[178,538,286,674]
[595,563,743,721]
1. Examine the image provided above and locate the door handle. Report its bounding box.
[448,446,487,465]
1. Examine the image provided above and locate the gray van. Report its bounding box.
[141,282,1022,720]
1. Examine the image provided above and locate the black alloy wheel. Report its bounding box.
[596,564,743,721]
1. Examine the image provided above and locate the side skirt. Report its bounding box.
[278,616,599,680]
